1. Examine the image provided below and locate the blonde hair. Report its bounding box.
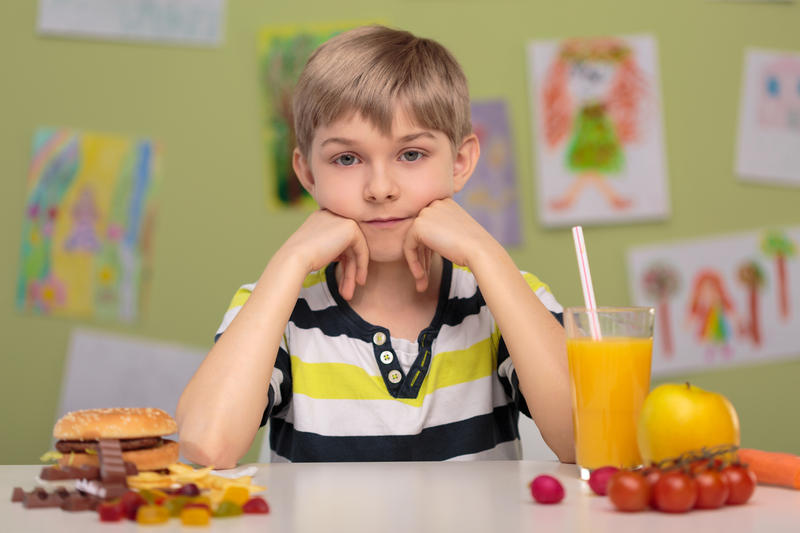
[293,25,471,157]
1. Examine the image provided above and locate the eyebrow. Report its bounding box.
[320,131,436,148]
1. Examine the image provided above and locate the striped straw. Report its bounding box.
[571,226,601,340]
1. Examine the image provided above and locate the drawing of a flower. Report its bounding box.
[28,274,66,313]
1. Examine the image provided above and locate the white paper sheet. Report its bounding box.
[736,48,800,185]
[628,227,800,376]
[527,34,670,227]
[37,0,226,46]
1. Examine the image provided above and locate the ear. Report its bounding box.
[292,147,316,196]
[452,133,480,193]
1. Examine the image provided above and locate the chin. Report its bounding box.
[366,243,406,263]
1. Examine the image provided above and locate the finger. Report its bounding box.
[340,249,357,300]
[352,230,370,286]
[415,244,429,292]
[403,230,425,281]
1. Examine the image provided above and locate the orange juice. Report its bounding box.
[567,337,653,473]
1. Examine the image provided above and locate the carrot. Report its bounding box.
[737,448,800,489]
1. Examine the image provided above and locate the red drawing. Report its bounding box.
[736,261,766,346]
[687,270,738,360]
[642,263,680,357]
[542,37,649,211]
[761,230,796,320]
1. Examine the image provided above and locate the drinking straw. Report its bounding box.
[571,226,601,340]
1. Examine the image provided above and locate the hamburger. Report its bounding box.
[53,407,179,471]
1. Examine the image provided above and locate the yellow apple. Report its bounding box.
[637,382,740,465]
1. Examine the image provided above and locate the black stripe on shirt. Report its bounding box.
[268,403,520,462]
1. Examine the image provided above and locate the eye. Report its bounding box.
[766,76,780,97]
[333,153,360,166]
[400,150,424,162]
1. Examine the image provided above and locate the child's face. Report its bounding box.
[297,106,469,262]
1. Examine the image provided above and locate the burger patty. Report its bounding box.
[55,437,163,454]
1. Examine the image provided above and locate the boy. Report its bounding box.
[177,25,574,467]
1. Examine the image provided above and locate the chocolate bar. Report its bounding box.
[60,491,100,512]
[22,487,66,509]
[40,464,100,481]
[11,487,25,503]
[98,439,127,485]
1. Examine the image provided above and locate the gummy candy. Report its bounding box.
[120,491,146,521]
[176,483,200,497]
[221,486,250,506]
[97,501,124,522]
[163,496,190,517]
[136,504,169,524]
[242,496,270,514]
[213,500,243,517]
[180,506,211,526]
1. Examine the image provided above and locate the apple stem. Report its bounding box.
[685,381,690,390]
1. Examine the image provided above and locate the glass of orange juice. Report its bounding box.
[564,307,655,480]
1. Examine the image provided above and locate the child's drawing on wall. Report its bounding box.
[16,127,161,323]
[761,229,796,320]
[641,262,680,357]
[528,34,669,227]
[736,260,766,346]
[629,227,800,377]
[687,270,739,361]
[736,49,800,185]
[258,22,363,209]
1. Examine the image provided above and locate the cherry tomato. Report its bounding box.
[721,464,756,505]
[653,471,697,513]
[588,466,619,496]
[694,469,729,509]
[607,471,650,512]
[643,466,662,508]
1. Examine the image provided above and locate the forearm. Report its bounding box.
[467,241,575,463]
[176,251,306,468]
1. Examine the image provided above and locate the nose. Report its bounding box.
[364,163,399,202]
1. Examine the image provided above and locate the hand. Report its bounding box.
[280,209,369,300]
[402,198,494,292]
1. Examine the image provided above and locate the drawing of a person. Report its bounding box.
[64,187,101,252]
[542,37,648,210]
[687,270,739,361]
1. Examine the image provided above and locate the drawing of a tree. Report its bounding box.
[737,260,766,345]
[642,262,680,357]
[761,230,796,320]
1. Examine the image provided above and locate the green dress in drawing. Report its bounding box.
[566,102,624,174]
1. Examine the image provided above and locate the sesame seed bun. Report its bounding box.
[57,440,179,471]
[53,408,177,440]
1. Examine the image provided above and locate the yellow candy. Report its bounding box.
[222,486,250,506]
[136,504,170,524]
[180,507,211,526]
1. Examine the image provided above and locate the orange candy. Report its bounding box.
[180,506,211,526]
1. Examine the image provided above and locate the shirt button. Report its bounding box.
[372,332,387,346]
[388,370,402,384]
[380,351,394,364]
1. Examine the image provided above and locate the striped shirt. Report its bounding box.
[215,260,564,462]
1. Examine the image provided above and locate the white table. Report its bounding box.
[3,461,799,532]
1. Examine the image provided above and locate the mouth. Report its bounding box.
[364,217,408,229]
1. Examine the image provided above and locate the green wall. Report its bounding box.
[2,1,799,464]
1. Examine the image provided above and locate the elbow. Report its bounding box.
[555,447,576,464]
[179,436,240,469]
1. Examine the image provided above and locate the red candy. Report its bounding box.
[176,483,200,497]
[120,491,146,521]
[242,496,270,514]
[97,501,124,522]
